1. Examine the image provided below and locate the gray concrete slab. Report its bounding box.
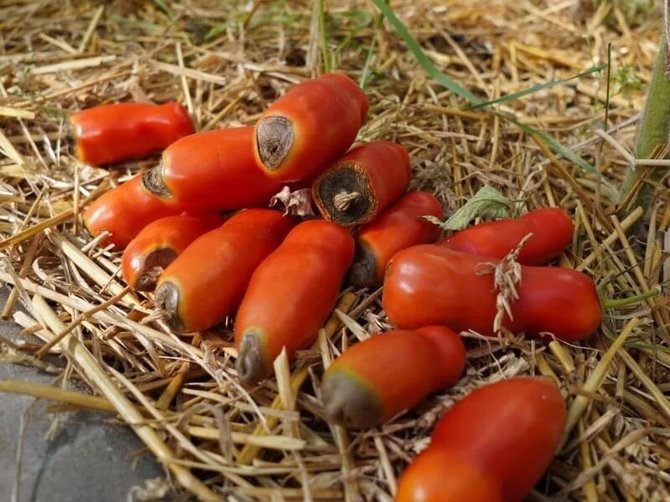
[0,287,170,501]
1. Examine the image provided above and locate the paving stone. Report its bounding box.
[0,288,169,501]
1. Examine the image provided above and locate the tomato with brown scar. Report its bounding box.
[321,326,465,429]
[234,220,355,385]
[154,209,296,333]
[253,73,369,182]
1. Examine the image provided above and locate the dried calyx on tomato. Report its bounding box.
[71,101,194,166]
[253,72,369,183]
[383,245,601,342]
[312,141,412,227]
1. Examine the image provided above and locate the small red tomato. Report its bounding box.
[83,175,184,249]
[155,209,296,333]
[121,214,223,291]
[396,377,566,502]
[383,245,601,342]
[440,207,574,265]
[142,127,288,212]
[71,102,194,166]
[321,326,465,429]
[234,220,355,384]
[348,191,443,287]
[253,72,369,183]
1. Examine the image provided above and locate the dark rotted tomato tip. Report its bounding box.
[154,281,184,332]
[236,332,268,385]
[131,248,178,291]
[141,163,172,199]
[321,371,382,429]
[314,165,371,226]
[347,243,377,288]
[256,116,294,170]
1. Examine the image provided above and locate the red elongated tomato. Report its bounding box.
[321,325,465,429]
[71,102,194,166]
[141,127,287,211]
[312,141,412,227]
[234,220,355,384]
[253,73,369,182]
[348,191,443,287]
[440,207,574,265]
[396,377,566,502]
[155,209,296,333]
[83,175,184,249]
[382,245,601,342]
[121,214,223,291]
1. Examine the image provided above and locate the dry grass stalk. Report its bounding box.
[0,0,669,499]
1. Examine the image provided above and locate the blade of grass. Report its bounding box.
[468,64,606,109]
[318,0,332,72]
[370,0,482,104]
[511,117,598,174]
[604,42,612,128]
[371,0,597,175]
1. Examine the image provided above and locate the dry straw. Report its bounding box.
[1,1,669,500]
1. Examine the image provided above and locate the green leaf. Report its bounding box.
[424,186,511,231]
[468,64,606,109]
[370,0,482,105]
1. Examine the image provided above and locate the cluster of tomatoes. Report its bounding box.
[75,73,601,502]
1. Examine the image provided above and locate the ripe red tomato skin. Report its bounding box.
[121,213,223,291]
[349,191,444,287]
[253,72,369,182]
[83,175,184,249]
[395,377,566,502]
[395,448,503,502]
[148,127,290,212]
[234,220,355,384]
[383,245,601,342]
[321,325,465,429]
[312,141,412,227]
[440,207,574,265]
[71,102,194,166]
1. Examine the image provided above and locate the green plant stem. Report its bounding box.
[317,0,332,72]
[601,288,660,309]
[619,37,670,213]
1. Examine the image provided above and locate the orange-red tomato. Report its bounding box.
[440,208,574,265]
[234,220,355,384]
[348,191,443,287]
[121,214,223,291]
[142,127,287,211]
[383,245,601,342]
[396,377,566,502]
[155,209,296,333]
[321,326,465,429]
[83,175,184,249]
[253,73,369,182]
[71,102,194,166]
[312,141,412,227]
[396,449,503,502]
